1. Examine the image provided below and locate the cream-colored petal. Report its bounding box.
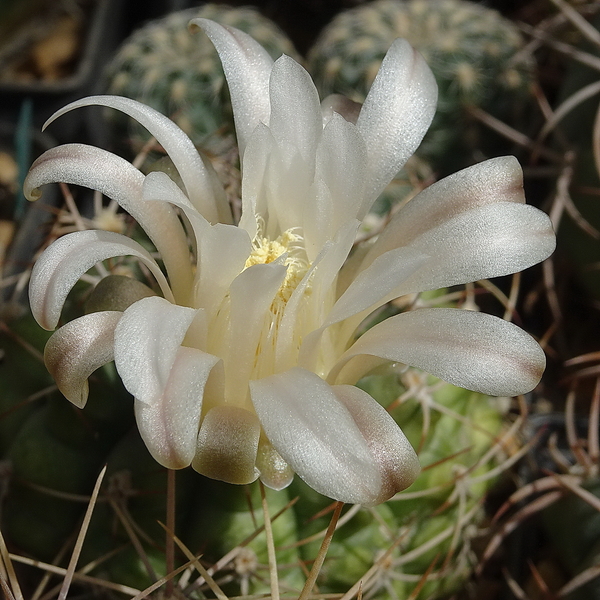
[191,18,273,157]
[333,384,420,505]
[114,296,197,404]
[311,113,367,246]
[222,262,287,401]
[44,311,121,408]
[357,39,438,208]
[256,434,294,491]
[25,144,193,302]
[250,368,385,505]
[142,172,251,316]
[329,308,546,397]
[135,347,220,469]
[192,405,261,485]
[363,156,528,267]
[394,202,556,295]
[269,55,322,172]
[43,97,228,223]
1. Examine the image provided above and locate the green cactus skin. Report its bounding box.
[287,370,508,600]
[105,4,300,153]
[307,0,535,172]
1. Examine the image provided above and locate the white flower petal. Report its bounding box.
[395,202,556,294]
[308,114,367,249]
[135,347,220,469]
[44,311,121,408]
[363,156,528,266]
[142,172,251,316]
[332,385,420,504]
[321,94,362,125]
[29,230,173,331]
[239,123,275,238]
[357,39,437,206]
[114,296,197,404]
[256,435,294,491]
[329,308,546,397]
[25,144,193,303]
[269,55,322,173]
[223,263,287,401]
[192,405,261,485]
[325,246,428,328]
[43,96,228,223]
[250,367,385,505]
[191,18,273,157]
[298,244,427,373]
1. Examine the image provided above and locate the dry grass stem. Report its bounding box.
[58,465,106,600]
[298,501,344,600]
[260,482,280,600]
[539,79,600,142]
[0,532,23,600]
[158,521,229,600]
[166,469,176,598]
[549,0,600,48]
[8,553,141,595]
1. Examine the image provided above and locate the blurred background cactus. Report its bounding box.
[307,0,535,173]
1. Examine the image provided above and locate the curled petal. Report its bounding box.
[43,97,228,223]
[357,39,437,207]
[329,308,547,397]
[332,385,420,505]
[45,311,122,408]
[135,347,220,469]
[250,368,387,505]
[364,156,528,265]
[29,230,173,331]
[25,144,193,302]
[192,405,261,485]
[114,296,197,404]
[191,18,273,157]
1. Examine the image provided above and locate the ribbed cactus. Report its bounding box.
[105,4,300,152]
[288,368,508,599]
[307,0,535,171]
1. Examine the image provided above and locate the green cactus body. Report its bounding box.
[105,4,300,153]
[183,478,305,596]
[308,0,534,171]
[289,370,508,599]
[1,312,134,559]
[0,313,53,454]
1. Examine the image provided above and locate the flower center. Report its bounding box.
[245,229,310,310]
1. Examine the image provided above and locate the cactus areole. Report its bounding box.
[25,19,555,506]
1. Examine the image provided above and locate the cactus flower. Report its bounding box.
[26,19,555,506]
